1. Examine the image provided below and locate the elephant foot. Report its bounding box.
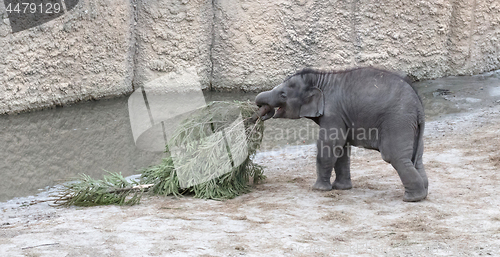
[403,188,428,202]
[333,180,352,190]
[312,181,332,191]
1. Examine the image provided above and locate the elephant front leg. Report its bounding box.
[313,138,335,191]
[313,127,347,191]
[333,144,352,190]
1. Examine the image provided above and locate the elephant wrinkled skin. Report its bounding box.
[255,67,427,202]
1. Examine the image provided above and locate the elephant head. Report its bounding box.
[255,72,325,121]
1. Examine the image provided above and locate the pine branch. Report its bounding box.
[52,101,266,206]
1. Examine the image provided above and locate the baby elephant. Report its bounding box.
[255,67,427,202]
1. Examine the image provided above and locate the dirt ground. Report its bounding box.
[1,103,500,256]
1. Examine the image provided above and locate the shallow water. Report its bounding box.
[1,71,499,201]
[416,70,500,119]
[0,99,166,201]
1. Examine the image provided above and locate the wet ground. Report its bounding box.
[1,70,500,256]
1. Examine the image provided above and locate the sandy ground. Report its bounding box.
[1,103,500,256]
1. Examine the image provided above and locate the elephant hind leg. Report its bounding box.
[379,125,427,202]
[391,158,427,202]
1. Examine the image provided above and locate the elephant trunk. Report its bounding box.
[256,90,272,106]
[255,90,277,121]
[258,105,275,120]
[250,105,275,123]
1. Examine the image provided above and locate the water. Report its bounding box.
[0,98,165,201]
[415,70,500,119]
[1,71,499,201]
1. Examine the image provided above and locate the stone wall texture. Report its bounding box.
[1,0,499,113]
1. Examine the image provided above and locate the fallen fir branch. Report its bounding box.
[53,173,146,206]
[53,101,266,206]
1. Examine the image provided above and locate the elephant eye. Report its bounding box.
[280,92,287,99]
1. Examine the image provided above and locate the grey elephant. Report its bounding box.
[255,67,427,202]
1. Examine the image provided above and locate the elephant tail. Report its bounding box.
[411,120,425,166]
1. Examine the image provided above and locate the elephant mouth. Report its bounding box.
[274,106,285,118]
[256,105,285,121]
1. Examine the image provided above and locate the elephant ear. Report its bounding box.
[299,88,324,118]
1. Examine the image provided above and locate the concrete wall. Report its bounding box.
[1,0,499,113]
[0,0,136,114]
[133,0,213,90]
[212,0,500,90]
